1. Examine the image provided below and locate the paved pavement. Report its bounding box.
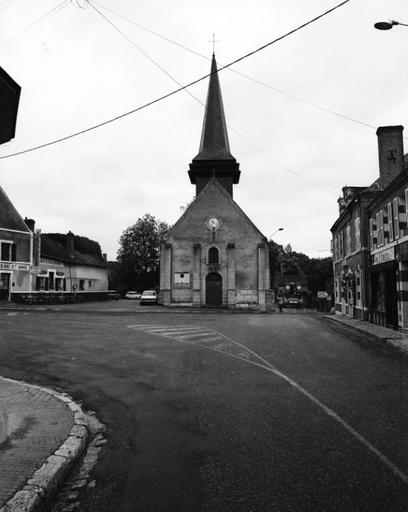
[0,301,407,511]
[0,377,88,512]
[326,313,408,355]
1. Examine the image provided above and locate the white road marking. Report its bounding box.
[127,323,408,484]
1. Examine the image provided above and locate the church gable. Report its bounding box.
[0,186,31,232]
[166,179,266,243]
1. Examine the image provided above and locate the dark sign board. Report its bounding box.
[0,67,21,145]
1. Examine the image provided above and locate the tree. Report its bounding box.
[116,214,169,291]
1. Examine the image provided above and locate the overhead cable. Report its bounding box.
[91,2,336,195]
[93,0,374,130]
[0,0,70,51]
[0,0,350,160]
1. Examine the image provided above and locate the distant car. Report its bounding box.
[285,298,301,308]
[140,290,158,305]
[107,291,121,300]
[125,291,141,300]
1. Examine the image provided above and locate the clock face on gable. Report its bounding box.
[207,217,220,229]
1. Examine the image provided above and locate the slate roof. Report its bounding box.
[41,233,107,268]
[0,186,31,233]
[193,55,235,161]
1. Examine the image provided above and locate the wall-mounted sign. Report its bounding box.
[372,247,395,266]
[174,272,190,284]
[0,262,29,271]
[40,258,63,267]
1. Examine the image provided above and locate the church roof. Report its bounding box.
[193,55,235,161]
[0,186,31,233]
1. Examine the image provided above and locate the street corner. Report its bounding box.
[0,377,89,512]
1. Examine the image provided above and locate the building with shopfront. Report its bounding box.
[0,186,32,301]
[159,55,271,310]
[331,125,408,330]
[0,187,109,303]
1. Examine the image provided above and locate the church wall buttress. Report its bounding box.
[227,243,236,306]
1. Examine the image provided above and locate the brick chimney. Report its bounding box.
[24,217,35,232]
[66,231,75,258]
[377,125,404,189]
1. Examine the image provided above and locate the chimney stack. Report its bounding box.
[66,231,75,258]
[24,217,35,232]
[377,125,404,189]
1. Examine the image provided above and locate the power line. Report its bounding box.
[0,0,350,160]
[0,0,70,51]
[93,0,374,131]
[90,2,337,195]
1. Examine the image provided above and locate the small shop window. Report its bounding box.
[79,280,85,291]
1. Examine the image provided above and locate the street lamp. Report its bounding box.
[374,18,408,30]
[269,227,284,238]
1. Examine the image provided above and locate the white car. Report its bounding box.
[125,291,141,300]
[140,290,158,305]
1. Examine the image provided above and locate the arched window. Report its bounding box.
[208,247,219,264]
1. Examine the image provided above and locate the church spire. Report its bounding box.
[194,54,234,161]
[188,54,241,197]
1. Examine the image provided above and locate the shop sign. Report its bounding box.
[397,241,408,261]
[0,262,29,271]
[318,291,328,299]
[372,247,395,266]
[40,258,63,267]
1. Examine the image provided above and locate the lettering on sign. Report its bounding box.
[0,262,30,271]
[40,258,63,267]
[174,272,190,284]
[372,248,395,266]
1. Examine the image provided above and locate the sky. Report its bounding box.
[1,0,408,260]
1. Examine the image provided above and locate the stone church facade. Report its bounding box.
[159,55,271,310]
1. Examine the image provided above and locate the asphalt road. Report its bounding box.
[0,308,407,511]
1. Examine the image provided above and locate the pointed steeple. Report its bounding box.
[188,54,241,197]
[194,54,234,161]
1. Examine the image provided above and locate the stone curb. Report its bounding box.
[0,378,89,512]
[0,306,275,315]
[325,315,408,355]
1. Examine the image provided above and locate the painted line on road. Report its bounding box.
[128,323,408,485]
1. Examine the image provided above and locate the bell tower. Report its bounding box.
[188,54,241,197]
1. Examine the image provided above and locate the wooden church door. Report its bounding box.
[206,272,222,306]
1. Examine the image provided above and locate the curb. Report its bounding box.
[0,379,89,512]
[324,315,408,355]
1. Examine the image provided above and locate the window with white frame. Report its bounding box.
[355,217,361,250]
[346,225,351,255]
[387,202,394,242]
[0,241,16,262]
[378,210,384,246]
[393,197,400,239]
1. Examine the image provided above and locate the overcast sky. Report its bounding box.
[1,0,408,260]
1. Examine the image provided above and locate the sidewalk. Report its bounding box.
[325,313,408,355]
[0,377,88,512]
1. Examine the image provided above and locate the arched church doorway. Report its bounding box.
[206,272,222,306]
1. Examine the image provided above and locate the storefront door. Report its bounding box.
[0,273,10,301]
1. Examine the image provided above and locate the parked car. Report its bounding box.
[125,291,141,300]
[107,291,121,300]
[285,298,301,308]
[140,290,158,305]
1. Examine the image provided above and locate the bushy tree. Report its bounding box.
[113,214,169,291]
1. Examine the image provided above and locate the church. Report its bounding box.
[159,55,272,311]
